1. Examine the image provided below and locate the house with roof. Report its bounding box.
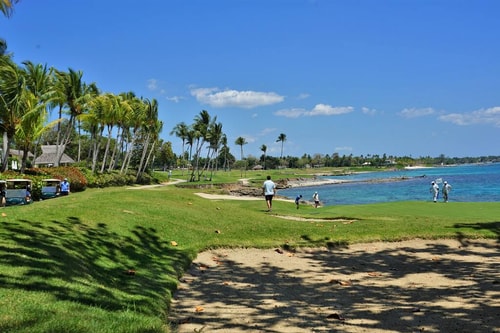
[2,149,35,170]
[33,145,75,167]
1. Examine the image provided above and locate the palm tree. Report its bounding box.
[260,144,267,169]
[53,68,97,166]
[276,133,287,160]
[190,110,215,181]
[0,0,19,18]
[235,136,247,161]
[0,56,25,171]
[235,136,248,177]
[170,121,189,172]
[0,39,7,56]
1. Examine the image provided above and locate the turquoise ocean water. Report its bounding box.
[278,163,500,205]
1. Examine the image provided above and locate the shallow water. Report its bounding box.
[278,163,500,205]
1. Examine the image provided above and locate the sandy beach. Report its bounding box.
[170,238,499,333]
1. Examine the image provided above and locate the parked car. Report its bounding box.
[5,179,32,206]
[41,178,62,200]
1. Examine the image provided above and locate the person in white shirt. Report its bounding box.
[262,176,276,212]
[442,181,452,202]
[430,181,439,202]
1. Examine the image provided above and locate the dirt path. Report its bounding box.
[169,239,499,333]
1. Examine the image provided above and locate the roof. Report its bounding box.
[8,149,35,158]
[33,145,75,165]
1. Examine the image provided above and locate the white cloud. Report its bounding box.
[190,87,284,108]
[274,108,307,118]
[335,146,353,152]
[297,93,310,100]
[399,107,435,118]
[309,104,354,116]
[147,79,158,91]
[362,106,377,115]
[439,106,500,127]
[259,127,277,136]
[274,104,354,118]
[166,96,183,103]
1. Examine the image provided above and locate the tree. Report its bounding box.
[53,68,97,166]
[170,121,189,173]
[235,136,248,177]
[260,144,267,169]
[0,56,25,171]
[189,110,215,181]
[235,136,247,161]
[276,132,287,163]
[0,0,19,18]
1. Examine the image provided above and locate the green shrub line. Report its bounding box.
[0,167,498,332]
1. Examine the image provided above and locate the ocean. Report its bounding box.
[278,163,500,205]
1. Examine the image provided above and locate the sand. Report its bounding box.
[169,239,499,333]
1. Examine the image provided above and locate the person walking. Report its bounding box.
[442,181,452,202]
[295,194,302,209]
[262,175,276,212]
[430,181,439,202]
[60,178,70,196]
[313,191,320,208]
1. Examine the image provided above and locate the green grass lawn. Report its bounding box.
[0,172,498,332]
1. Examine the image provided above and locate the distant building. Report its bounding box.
[33,145,75,167]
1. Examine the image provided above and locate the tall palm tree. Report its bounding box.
[170,121,189,171]
[137,98,160,179]
[0,56,25,171]
[15,92,57,172]
[190,110,215,181]
[235,136,247,161]
[53,68,97,166]
[235,136,248,177]
[276,133,287,160]
[206,121,223,178]
[260,144,267,169]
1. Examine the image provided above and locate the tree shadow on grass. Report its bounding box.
[0,217,193,317]
[453,221,500,243]
[171,239,499,332]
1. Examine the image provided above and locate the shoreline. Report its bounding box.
[285,174,426,188]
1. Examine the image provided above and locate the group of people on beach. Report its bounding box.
[430,180,452,203]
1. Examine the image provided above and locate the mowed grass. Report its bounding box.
[0,172,498,332]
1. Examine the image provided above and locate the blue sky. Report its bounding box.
[1,0,499,159]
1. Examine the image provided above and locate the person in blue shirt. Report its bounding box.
[295,194,302,209]
[60,178,70,196]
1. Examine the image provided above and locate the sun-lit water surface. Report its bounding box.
[278,163,500,205]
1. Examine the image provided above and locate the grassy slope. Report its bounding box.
[0,171,498,332]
